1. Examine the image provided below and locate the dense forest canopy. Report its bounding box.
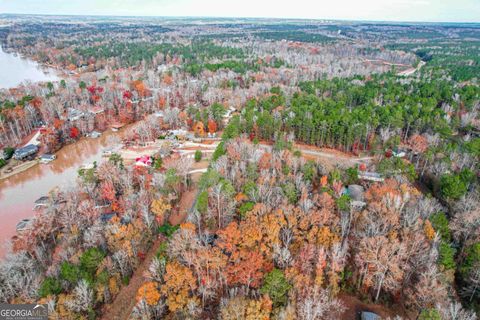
[0,15,478,320]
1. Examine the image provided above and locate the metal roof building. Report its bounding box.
[13,144,39,160]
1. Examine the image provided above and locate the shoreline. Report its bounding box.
[1,44,73,76]
[0,45,64,90]
[0,123,133,183]
[0,160,39,180]
[0,125,132,258]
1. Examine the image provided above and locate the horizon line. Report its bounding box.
[1,12,479,25]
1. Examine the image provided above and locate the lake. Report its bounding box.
[0,128,129,257]
[0,45,59,89]
[0,45,131,256]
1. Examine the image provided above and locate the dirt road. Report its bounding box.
[259,142,373,167]
[398,60,426,76]
[100,238,164,320]
[101,158,207,320]
[339,293,410,320]
[299,148,373,164]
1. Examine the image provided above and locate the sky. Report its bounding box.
[1,0,479,23]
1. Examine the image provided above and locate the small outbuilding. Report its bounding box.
[100,212,116,223]
[40,154,56,163]
[34,196,50,209]
[89,131,102,138]
[67,108,84,121]
[347,184,365,201]
[359,311,380,320]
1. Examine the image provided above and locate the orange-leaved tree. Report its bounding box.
[136,282,161,306]
[161,261,199,313]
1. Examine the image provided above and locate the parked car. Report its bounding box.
[39,154,56,163]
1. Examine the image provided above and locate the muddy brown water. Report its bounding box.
[0,128,129,258]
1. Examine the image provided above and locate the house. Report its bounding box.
[346,185,364,201]
[67,108,84,121]
[89,106,105,115]
[13,144,39,160]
